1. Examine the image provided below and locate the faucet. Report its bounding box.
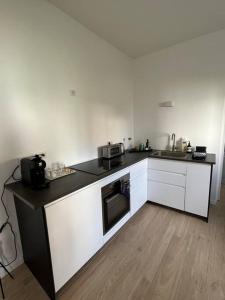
[171,133,176,151]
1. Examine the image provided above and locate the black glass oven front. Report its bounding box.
[102,174,130,234]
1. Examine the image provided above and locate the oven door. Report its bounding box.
[102,174,130,234]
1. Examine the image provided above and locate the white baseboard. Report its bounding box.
[210,199,217,205]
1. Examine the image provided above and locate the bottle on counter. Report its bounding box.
[176,138,183,152]
[128,137,133,150]
[139,143,145,151]
[181,139,187,152]
[145,139,150,150]
[119,142,125,154]
[187,141,192,153]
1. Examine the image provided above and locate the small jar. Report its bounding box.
[139,143,145,151]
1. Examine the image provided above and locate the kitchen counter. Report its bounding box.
[8,151,216,299]
[149,151,216,164]
[6,151,215,210]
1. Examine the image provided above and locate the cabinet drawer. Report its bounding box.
[148,181,185,210]
[148,158,186,174]
[130,159,147,180]
[148,169,186,187]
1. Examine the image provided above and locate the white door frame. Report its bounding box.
[216,98,225,201]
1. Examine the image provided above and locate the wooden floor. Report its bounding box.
[3,186,225,300]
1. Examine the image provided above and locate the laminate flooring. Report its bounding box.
[3,187,225,300]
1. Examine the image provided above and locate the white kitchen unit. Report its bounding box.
[10,153,214,300]
[44,157,212,296]
[44,161,149,292]
[130,159,147,216]
[45,183,103,292]
[185,163,211,217]
[147,158,212,219]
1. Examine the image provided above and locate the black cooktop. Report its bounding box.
[70,157,125,175]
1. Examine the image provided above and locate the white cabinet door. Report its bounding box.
[148,181,185,210]
[130,175,147,216]
[185,163,211,217]
[130,160,147,216]
[130,159,148,180]
[45,184,103,292]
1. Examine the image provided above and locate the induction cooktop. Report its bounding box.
[70,157,125,175]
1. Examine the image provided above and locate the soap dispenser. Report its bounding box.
[187,141,192,153]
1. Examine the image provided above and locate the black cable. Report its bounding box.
[0,223,18,267]
[11,166,21,181]
[0,223,17,268]
[1,176,13,222]
[0,165,20,268]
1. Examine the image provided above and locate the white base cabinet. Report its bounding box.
[185,163,211,217]
[44,157,212,294]
[13,155,213,300]
[147,158,212,219]
[45,183,103,292]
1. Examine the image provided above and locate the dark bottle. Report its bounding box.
[145,139,149,150]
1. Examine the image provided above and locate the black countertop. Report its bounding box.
[6,152,216,210]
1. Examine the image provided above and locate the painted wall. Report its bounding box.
[0,0,133,275]
[134,29,225,203]
[2,0,225,277]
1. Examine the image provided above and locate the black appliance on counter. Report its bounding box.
[21,154,49,189]
[102,173,130,234]
[102,143,123,159]
[192,146,207,160]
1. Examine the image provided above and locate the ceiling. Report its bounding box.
[48,0,225,58]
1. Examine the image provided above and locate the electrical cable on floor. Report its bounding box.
[0,165,21,268]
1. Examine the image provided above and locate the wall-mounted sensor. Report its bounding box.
[159,101,175,107]
[70,89,76,96]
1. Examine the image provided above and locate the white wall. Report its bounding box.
[134,29,225,203]
[0,0,133,275]
[2,0,225,277]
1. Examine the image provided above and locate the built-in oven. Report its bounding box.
[102,174,130,234]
